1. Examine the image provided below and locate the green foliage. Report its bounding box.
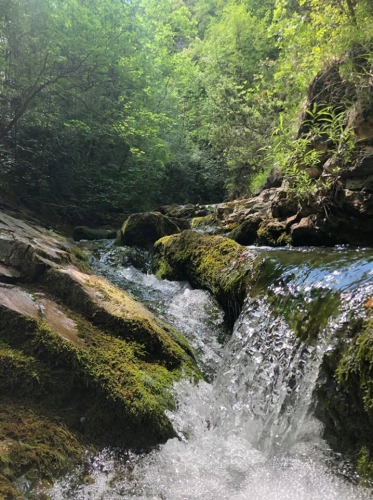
[1,0,373,213]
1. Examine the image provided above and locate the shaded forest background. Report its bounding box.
[1,0,373,220]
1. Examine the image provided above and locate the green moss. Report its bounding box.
[0,291,200,493]
[336,319,373,411]
[191,214,220,228]
[257,220,289,247]
[154,230,258,323]
[357,446,373,483]
[0,401,84,483]
[0,473,23,499]
[313,318,373,478]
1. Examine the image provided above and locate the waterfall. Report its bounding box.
[41,242,373,500]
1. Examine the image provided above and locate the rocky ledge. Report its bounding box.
[0,211,198,498]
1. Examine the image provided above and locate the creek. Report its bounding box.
[44,241,373,499]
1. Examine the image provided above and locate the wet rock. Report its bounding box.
[154,230,259,324]
[120,212,180,247]
[290,215,336,246]
[71,226,117,241]
[227,216,262,246]
[0,210,199,494]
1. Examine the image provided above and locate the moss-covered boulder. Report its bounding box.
[227,216,262,245]
[120,212,181,247]
[257,219,290,247]
[153,230,259,323]
[71,226,117,241]
[191,213,222,232]
[0,210,199,495]
[315,316,373,479]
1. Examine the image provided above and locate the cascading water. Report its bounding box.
[40,242,373,500]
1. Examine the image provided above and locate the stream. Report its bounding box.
[42,241,373,499]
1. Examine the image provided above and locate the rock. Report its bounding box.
[322,155,341,176]
[0,210,199,494]
[364,175,373,192]
[154,204,199,219]
[341,153,373,179]
[0,263,21,283]
[43,266,194,366]
[257,219,290,246]
[315,317,373,474]
[71,226,117,241]
[271,192,298,219]
[191,213,222,232]
[344,177,365,190]
[256,168,284,192]
[0,211,80,280]
[290,215,336,246]
[153,230,259,324]
[120,212,180,247]
[227,216,262,245]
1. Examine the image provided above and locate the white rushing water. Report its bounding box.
[41,242,373,500]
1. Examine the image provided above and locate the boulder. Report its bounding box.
[153,230,259,324]
[290,215,336,246]
[120,212,180,247]
[257,219,290,246]
[227,216,262,246]
[0,210,199,494]
[71,226,117,241]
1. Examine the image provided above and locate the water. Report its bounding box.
[41,242,373,499]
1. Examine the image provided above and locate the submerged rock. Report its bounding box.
[120,212,180,247]
[0,210,199,495]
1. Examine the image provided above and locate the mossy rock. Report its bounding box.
[120,212,180,248]
[153,230,259,324]
[0,280,199,494]
[227,217,262,246]
[71,226,117,242]
[315,317,373,480]
[0,210,201,494]
[257,219,290,247]
[191,213,221,229]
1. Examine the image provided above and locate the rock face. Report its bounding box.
[120,212,181,247]
[0,211,198,496]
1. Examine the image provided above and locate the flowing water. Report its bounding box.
[41,242,373,499]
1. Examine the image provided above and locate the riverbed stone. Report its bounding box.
[227,216,262,245]
[71,226,117,241]
[154,230,259,324]
[120,212,180,247]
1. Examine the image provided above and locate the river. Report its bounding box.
[42,241,373,499]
